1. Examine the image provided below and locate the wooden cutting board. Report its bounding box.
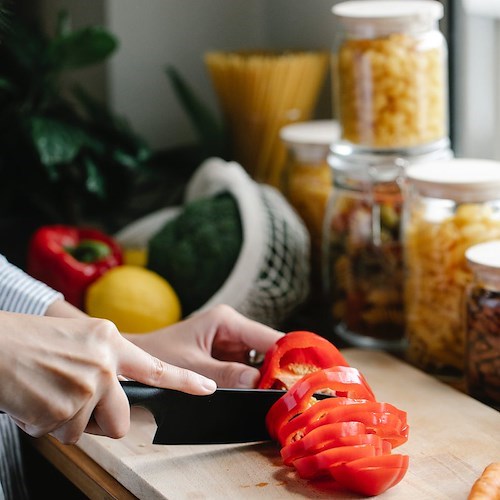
[77,349,499,499]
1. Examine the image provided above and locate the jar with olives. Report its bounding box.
[464,240,500,408]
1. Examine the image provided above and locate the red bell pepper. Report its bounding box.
[258,330,350,390]
[266,366,376,443]
[328,453,409,496]
[27,225,123,309]
[259,331,410,496]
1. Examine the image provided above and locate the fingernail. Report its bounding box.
[200,377,217,393]
[239,369,259,388]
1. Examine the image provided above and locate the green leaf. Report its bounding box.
[55,10,72,38]
[165,65,228,158]
[47,26,118,71]
[83,156,106,198]
[29,116,87,175]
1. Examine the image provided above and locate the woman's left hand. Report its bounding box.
[124,305,284,388]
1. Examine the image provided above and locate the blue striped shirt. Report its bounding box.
[0,254,61,499]
[0,255,62,315]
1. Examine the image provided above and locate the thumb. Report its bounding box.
[201,359,261,388]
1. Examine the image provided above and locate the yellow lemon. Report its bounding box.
[85,265,181,333]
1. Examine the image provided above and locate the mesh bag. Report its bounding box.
[115,158,310,328]
[185,158,310,327]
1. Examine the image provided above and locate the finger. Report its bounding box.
[117,336,216,395]
[87,378,131,439]
[186,356,261,388]
[211,307,284,353]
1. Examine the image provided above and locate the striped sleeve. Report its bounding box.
[0,255,63,316]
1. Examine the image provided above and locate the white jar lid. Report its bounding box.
[280,120,340,146]
[332,1,444,35]
[466,240,500,270]
[280,120,341,163]
[406,158,500,202]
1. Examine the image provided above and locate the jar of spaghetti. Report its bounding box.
[331,1,448,149]
[404,159,500,379]
[280,120,340,291]
[464,241,500,408]
[324,140,451,350]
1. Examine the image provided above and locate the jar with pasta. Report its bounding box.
[331,1,448,149]
[323,140,451,350]
[464,241,500,409]
[280,120,340,293]
[404,159,500,379]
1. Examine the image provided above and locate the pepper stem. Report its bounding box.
[65,239,111,263]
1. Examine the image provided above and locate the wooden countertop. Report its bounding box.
[32,349,500,499]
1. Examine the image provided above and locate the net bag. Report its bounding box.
[115,157,310,328]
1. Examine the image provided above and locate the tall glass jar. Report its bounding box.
[331,1,448,149]
[280,120,340,292]
[323,139,452,350]
[464,240,500,409]
[404,159,500,379]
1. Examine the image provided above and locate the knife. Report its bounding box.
[121,380,331,445]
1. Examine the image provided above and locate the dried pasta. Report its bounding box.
[335,33,447,148]
[405,203,500,375]
[205,51,329,187]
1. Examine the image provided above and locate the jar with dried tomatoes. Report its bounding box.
[323,139,451,350]
[464,240,500,409]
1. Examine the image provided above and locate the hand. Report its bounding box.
[0,311,216,444]
[125,305,284,389]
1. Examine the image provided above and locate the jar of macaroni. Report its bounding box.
[280,120,340,292]
[464,241,500,409]
[331,1,448,149]
[324,139,451,350]
[404,159,500,379]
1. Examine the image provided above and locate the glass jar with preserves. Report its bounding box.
[280,120,340,291]
[464,240,500,409]
[331,0,448,149]
[404,159,500,379]
[324,140,452,350]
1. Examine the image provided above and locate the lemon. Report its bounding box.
[85,265,181,333]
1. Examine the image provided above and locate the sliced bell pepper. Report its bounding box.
[294,436,393,480]
[281,422,373,466]
[258,331,349,390]
[328,453,410,496]
[27,224,123,309]
[266,366,376,443]
[279,402,408,449]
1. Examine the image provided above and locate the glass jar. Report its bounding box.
[280,120,340,291]
[404,159,500,379]
[324,140,452,350]
[331,1,448,149]
[464,241,500,409]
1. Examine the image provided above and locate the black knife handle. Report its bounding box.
[120,380,165,410]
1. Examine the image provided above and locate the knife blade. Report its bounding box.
[121,380,331,445]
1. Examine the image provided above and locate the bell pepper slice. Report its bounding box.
[281,422,375,466]
[258,331,349,390]
[294,441,391,480]
[329,454,409,496]
[279,404,408,449]
[266,367,376,443]
[27,225,123,309]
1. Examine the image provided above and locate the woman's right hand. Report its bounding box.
[0,310,216,444]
